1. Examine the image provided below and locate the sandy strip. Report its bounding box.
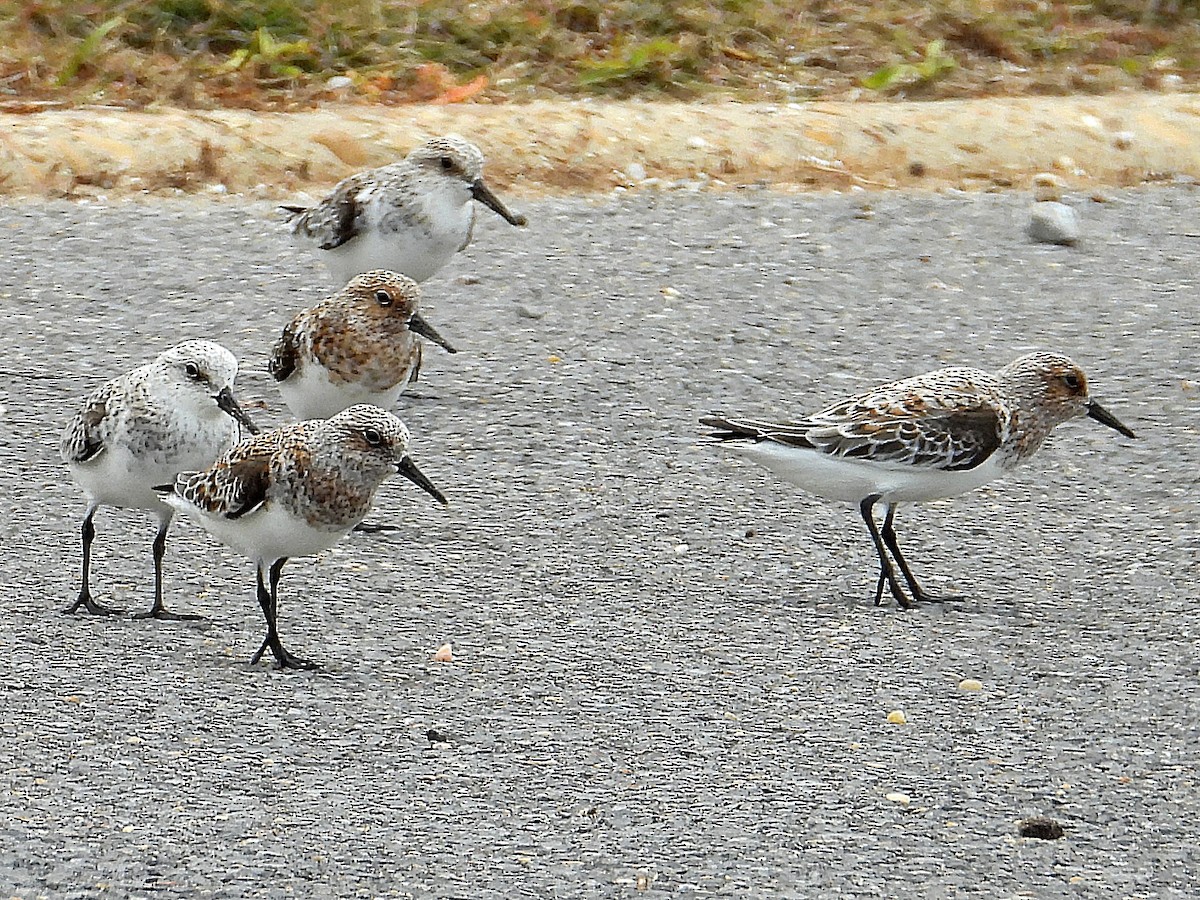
[1,93,1197,197]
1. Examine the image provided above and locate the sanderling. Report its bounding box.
[61,340,258,620]
[162,404,447,669]
[283,134,527,285]
[268,270,456,421]
[701,351,1136,609]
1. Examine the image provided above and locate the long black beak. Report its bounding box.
[408,311,457,354]
[1086,400,1135,438]
[471,178,527,226]
[397,456,447,505]
[215,386,260,434]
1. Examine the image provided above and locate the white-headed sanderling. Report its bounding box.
[268,270,456,421]
[61,340,258,620]
[283,134,527,285]
[701,351,1136,609]
[161,404,447,669]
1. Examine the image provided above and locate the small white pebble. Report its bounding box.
[326,75,353,91]
[886,710,907,725]
[686,136,709,150]
[958,678,984,692]
[625,162,646,182]
[1028,202,1079,246]
[885,792,911,805]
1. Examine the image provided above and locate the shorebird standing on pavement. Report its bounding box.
[701,351,1136,609]
[61,340,258,620]
[283,134,527,285]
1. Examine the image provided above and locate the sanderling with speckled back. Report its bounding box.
[61,340,258,620]
[268,270,456,421]
[283,134,527,285]
[161,404,447,669]
[701,351,1136,609]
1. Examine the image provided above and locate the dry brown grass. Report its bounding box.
[0,1,1197,111]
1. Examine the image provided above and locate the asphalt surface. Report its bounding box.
[0,187,1195,898]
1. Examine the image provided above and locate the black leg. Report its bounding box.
[64,506,120,616]
[250,558,316,670]
[132,514,202,621]
[880,504,963,604]
[249,563,274,664]
[859,495,914,610]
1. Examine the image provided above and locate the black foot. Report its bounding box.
[131,607,205,621]
[352,521,402,534]
[64,595,121,616]
[274,651,319,671]
[249,638,318,670]
[912,592,966,604]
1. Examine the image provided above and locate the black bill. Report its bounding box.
[215,386,260,434]
[471,178,527,227]
[397,456,447,505]
[408,311,458,354]
[1086,400,1135,438]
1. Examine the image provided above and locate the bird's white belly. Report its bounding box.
[736,442,1004,504]
[167,495,347,564]
[72,442,224,510]
[277,364,405,421]
[322,224,460,285]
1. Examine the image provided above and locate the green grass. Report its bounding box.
[1,0,1198,109]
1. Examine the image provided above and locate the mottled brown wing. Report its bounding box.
[806,402,1002,471]
[268,317,302,383]
[175,431,288,519]
[61,385,113,463]
[703,398,1002,472]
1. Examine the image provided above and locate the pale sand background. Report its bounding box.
[1,93,1197,197]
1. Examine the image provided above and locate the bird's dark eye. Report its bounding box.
[1062,372,1081,390]
[363,427,383,446]
[439,156,454,170]
[184,363,202,380]
[374,289,392,306]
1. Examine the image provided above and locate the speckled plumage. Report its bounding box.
[61,340,257,619]
[269,270,457,420]
[164,404,447,669]
[284,135,526,285]
[702,351,1136,608]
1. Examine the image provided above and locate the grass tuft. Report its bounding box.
[1,1,1199,109]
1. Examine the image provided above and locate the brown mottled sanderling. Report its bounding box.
[268,270,456,421]
[701,351,1136,609]
[162,404,446,669]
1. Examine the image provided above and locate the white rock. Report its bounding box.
[625,161,646,182]
[326,75,353,91]
[686,136,708,150]
[1028,202,1079,246]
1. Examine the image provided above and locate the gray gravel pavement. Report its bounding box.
[0,187,1196,898]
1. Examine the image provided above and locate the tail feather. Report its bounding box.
[699,415,766,442]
